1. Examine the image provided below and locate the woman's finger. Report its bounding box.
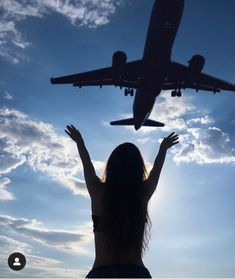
[67,125,76,133]
[71,124,77,130]
[65,130,71,136]
[66,125,72,130]
[171,136,179,141]
[170,137,179,143]
[167,132,175,138]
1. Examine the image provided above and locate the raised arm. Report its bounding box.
[65,125,101,196]
[144,132,179,201]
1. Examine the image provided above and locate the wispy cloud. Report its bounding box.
[0,214,93,254]
[0,178,15,201]
[0,19,30,63]
[0,107,105,198]
[0,235,88,277]
[0,0,123,63]
[2,90,13,100]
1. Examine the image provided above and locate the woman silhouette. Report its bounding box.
[65,125,179,278]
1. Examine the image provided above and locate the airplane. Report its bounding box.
[50,0,235,130]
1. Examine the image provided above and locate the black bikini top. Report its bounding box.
[92,214,148,233]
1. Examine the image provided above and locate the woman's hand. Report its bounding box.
[65,125,83,143]
[160,132,179,151]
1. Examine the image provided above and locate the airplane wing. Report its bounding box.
[163,62,235,93]
[50,60,142,89]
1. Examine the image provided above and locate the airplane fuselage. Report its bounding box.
[133,0,184,130]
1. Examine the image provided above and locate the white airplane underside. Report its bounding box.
[50,0,235,130]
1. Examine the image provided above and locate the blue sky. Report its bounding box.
[0,0,235,277]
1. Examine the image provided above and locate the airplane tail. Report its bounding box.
[110,118,164,128]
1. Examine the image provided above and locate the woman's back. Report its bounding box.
[99,143,152,265]
[90,183,149,268]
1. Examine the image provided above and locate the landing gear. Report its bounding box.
[177,90,182,97]
[124,88,134,96]
[171,89,182,97]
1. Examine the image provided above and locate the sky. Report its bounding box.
[0,0,235,277]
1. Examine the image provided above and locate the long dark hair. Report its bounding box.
[102,142,152,261]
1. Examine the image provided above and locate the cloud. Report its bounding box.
[0,214,93,253]
[0,235,88,277]
[56,175,88,197]
[0,19,30,63]
[43,0,122,27]
[146,93,214,133]
[2,91,13,100]
[0,141,26,174]
[0,178,15,200]
[125,92,235,165]
[150,93,194,132]
[124,93,194,135]
[137,137,152,144]
[186,115,214,126]
[0,107,104,198]
[0,0,123,63]
[123,93,219,136]
[0,235,32,254]
[174,127,235,164]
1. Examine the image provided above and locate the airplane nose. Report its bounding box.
[134,117,144,130]
[134,123,141,130]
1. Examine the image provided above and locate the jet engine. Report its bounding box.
[188,55,205,74]
[112,51,127,82]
